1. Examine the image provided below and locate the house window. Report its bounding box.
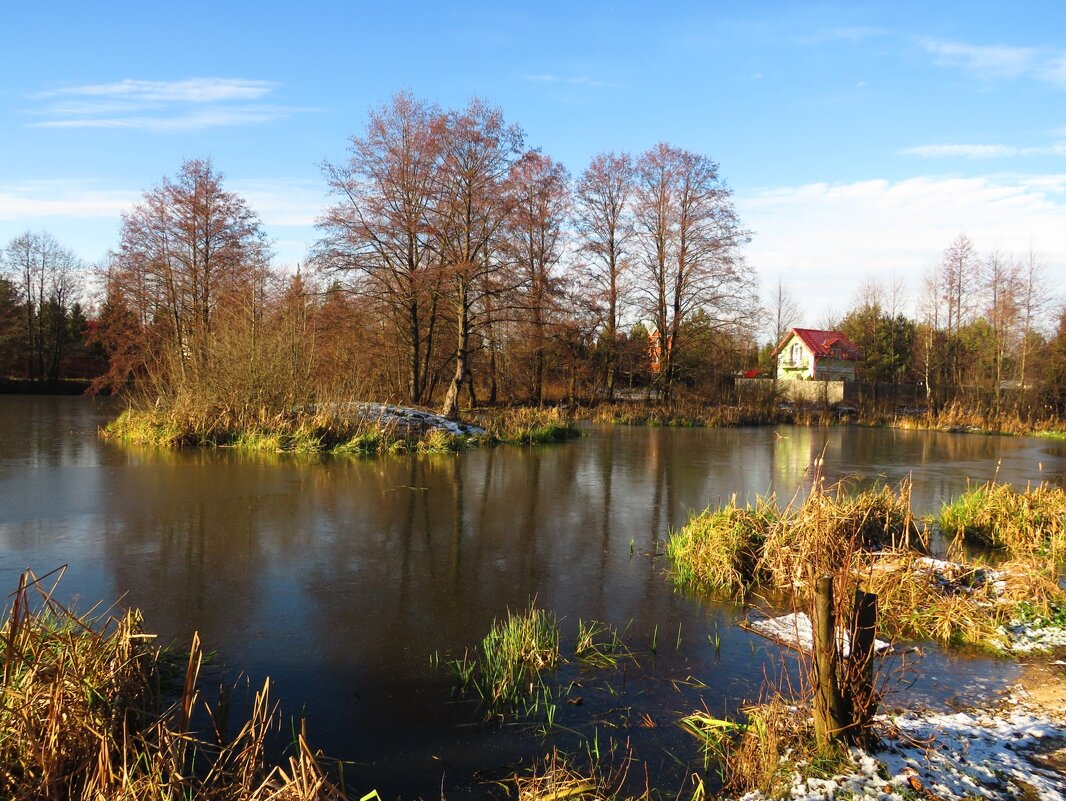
[791,342,803,365]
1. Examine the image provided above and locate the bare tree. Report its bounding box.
[768,278,801,346]
[507,151,570,405]
[939,234,978,388]
[431,99,525,420]
[1017,246,1053,396]
[983,250,1022,408]
[574,151,635,400]
[631,143,753,401]
[1,231,83,381]
[317,92,444,405]
[112,159,269,389]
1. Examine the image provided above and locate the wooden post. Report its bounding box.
[848,589,879,744]
[812,575,848,749]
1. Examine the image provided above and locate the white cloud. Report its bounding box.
[920,37,1066,87]
[29,106,299,132]
[39,78,276,103]
[228,178,327,227]
[902,144,1019,158]
[901,142,1066,159]
[25,77,305,132]
[738,174,1066,321]
[0,181,137,220]
[524,74,624,89]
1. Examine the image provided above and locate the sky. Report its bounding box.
[2,1,1065,333]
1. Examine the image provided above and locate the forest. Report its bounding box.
[1,92,1065,424]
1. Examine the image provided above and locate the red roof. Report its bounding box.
[771,328,861,360]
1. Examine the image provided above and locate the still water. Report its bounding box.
[1,396,1063,797]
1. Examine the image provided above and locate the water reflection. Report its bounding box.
[0,400,1060,796]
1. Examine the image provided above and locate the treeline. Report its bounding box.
[2,90,1064,421]
[794,235,1065,414]
[0,232,104,386]
[46,92,756,420]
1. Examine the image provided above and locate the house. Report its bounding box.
[771,328,861,381]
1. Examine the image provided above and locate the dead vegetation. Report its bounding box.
[668,480,1066,652]
[0,569,361,801]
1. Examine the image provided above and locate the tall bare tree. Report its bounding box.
[431,99,525,419]
[983,250,1022,408]
[113,159,269,389]
[632,143,752,401]
[939,234,978,388]
[507,151,570,405]
[317,92,444,404]
[574,151,635,400]
[767,278,800,346]
[1,231,83,381]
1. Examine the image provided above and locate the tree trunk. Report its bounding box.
[440,280,468,421]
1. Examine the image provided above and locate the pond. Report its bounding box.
[1,395,1062,798]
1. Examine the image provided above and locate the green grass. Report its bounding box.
[938,481,1066,560]
[666,497,777,596]
[473,603,561,710]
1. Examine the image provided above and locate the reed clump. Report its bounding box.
[666,497,778,596]
[508,745,645,801]
[863,400,1066,438]
[669,482,1066,651]
[0,570,358,801]
[938,481,1066,561]
[719,698,830,799]
[459,604,562,710]
[667,483,920,596]
[759,482,922,590]
[477,407,581,445]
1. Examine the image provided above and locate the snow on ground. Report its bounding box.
[748,612,892,657]
[1003,621,1066,654]
[736,691,1066,800]
[353,402,485,436]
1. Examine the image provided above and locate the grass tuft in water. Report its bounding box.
[938,481,1066,561]
[666,497,777,596]
[474,603,561,710]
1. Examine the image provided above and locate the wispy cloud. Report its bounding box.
[0,180,137,220]
[525,74,625,89]
[38,78,276,103]
[739,174,1066,321]
[795,26,886,45]
[25,77,306,131]
[919,37,1066,87]
[901,142,1066,159]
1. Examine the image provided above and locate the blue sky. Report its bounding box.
[2,1,1064,327]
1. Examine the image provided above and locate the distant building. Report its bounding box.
[771,328,861,381]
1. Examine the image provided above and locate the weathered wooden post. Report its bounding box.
[848,588,879,744]
[812,575,848,749]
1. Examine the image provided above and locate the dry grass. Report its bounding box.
[719,697,830,799]
[666,497,778,596]
[863,400,1066,438]
[0,569,360,801]
[669,481,1066,651]
[938,481,1066,561]
[509,746,646,801]
[668,482,921,597]
[759,482,923,591]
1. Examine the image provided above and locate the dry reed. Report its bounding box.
[0,569,361,801]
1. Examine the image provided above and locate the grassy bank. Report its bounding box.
[101,403,580,455]
[584,398,1066,439]
[0,570,357,801]
[667,481,1066,652]
[856,400,1066,439]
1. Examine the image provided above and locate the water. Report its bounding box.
[1,396,1060,797]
